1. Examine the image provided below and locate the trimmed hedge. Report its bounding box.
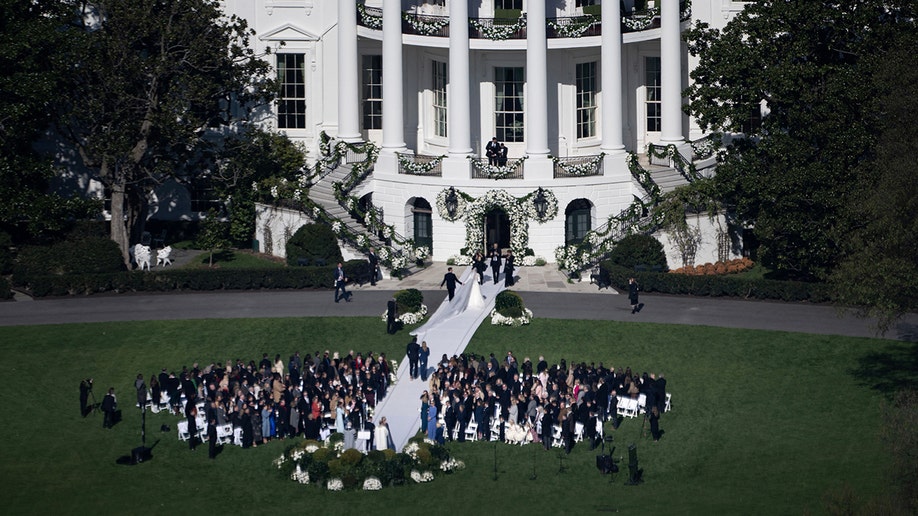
[286,223,343,267]
[394,288,423,313]
[14,259,371,298]
[599,261,832,303]
[495,290,525,318]
[14,237,125,277]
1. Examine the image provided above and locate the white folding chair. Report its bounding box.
[551,424,564,448]
[465,418,478,442]
[574,422,585,442]
[233,427,243,446]
[637,393,647,414]
[177,420,190,441]
[665,393,672,412]
[216,424,233,445]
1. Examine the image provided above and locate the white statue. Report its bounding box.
[156,246,172,267]
[134,244,152,271]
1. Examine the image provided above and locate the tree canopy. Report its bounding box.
[59,0,276,265]
[685,0,916,282]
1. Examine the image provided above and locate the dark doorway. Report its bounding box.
[485,208,510,250]
[412,198,433,252]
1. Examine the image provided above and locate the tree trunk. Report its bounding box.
[110,181,131,269]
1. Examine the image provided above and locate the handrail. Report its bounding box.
[469,156,526,179]
[551,154,604,178]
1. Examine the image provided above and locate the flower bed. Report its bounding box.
[275,436,464,491]
[669,258,754,275]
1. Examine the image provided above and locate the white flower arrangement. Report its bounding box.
[390,372,398,385]
[404,442,420,459]
[390,254,409,270]
[403,12,449,36]
[331,221,342,234]
[521,255,537,267]
[312,206,321,219]
[326,478,344,491]
[413,246,429,261]
[547,15,598,38]
[304,444,320,454]
[270,185,279,199]
[251,181,258,192]
[469,155,527,179]
[291,465,310,484]
[449,254,472,266]
[380,304,428,326]
[410,470,435,483]
[470,15,526,40]
[273,455,287,469]
[378,247,389,260]
[490,308,533,327]
[292,189,302,201]
[362,477,382,491]
[333,441,344,453]
[550,153,605,177]
[463,189,531,256]
[691,135,720,159]
[440,458,466,473]
[424,438,435,445]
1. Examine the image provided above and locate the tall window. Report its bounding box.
[565,199,592,245]
[645,56,661,132]
[277,54,306,129]
[576,62,597,139]
[432,60,447,138]
[362,55,383,130]
[496,0,522,9]
[495,67,524,142]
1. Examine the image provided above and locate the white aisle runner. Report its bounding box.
[373,266,506,450]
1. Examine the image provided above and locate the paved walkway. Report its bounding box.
[1,262,915,342]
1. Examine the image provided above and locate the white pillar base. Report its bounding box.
[442,157,471,181]
[523,156,554,182]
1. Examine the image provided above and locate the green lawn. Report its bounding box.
[183,249,286,269]
[0,317,900,514]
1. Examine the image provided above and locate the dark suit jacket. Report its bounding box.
[440,272,461,290]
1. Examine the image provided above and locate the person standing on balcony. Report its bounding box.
[486,136,502,166]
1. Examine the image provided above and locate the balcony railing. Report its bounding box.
[470,157,525,180]
[552,154,604,178]
[397,152,444,176]
[357,2,692,39]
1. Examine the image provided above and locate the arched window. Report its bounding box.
[412,198,433,252]
[565,199,593,245]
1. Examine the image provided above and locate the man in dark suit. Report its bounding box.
[485,136,501,166]
[439,266,463,301]
[406,336,421,380]
[367,248,380,286]
[489,244,502,284]
[386,297,398,334]
[101,387,117,428]
[334,262,350,302]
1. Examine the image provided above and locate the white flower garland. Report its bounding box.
[547,15,598,38]
[469,155,527,179]
[398,154,445,175]
[470,15,527,40]
[402,12,449,36]
[550,153,605,177]
[357,4,382,30]
[490,307,533,327]
[623,9,659,31]
[440,458,466,473]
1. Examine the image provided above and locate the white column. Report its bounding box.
[601,0,625,154]
[337,0,361,142]
[660,0,684,143]
[381,0,406,154]
[447,0,472,157]
[525,0,549,157]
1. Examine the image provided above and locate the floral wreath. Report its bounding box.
[435,188,469,222]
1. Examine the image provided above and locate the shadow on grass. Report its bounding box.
[850,340,918,398]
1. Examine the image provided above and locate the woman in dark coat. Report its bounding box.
[649,405,662,442]
[628,278,640,314]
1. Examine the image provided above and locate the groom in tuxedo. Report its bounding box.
[440,267,463,301]
[489,243,502,284]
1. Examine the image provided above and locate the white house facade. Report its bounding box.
[228,0,749,268]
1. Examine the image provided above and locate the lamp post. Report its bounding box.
[445,187,459,218]
[534,187,548,219]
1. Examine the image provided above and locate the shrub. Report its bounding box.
[339,448,364,467]
[13,237,124,277]
[495,290,524,318]
[286,223,342,267]
[395,288,424,313]
[0,277,12,300]
[607,234,668,271]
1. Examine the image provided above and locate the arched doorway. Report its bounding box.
[411,198,433,252]
[565,198,593,245]
[485,208,511,250]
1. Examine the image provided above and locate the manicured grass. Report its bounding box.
[184,249,286,269]
[0,317,898,514]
